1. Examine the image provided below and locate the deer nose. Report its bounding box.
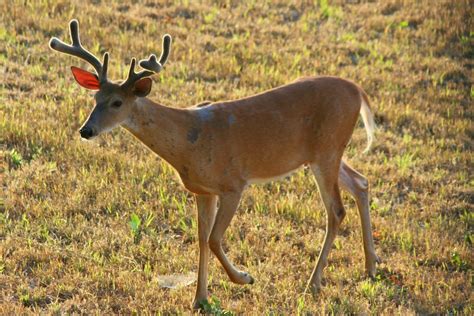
[79,127,95,139]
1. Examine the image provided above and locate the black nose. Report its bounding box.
[79,127,94,139]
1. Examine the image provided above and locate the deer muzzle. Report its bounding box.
[79,126,96,139]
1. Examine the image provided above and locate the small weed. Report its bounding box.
[394,153,415,175]
[326,296,357,314]
[0,26,16,44]
[297,296,306,315]
[360,280,377,299]
[398,231,414,253]
[200,297,234,315]
[129,213,142,244]
[460,210,473,227]
[20,293,31,307]
[21,213,29,229]
[464,233,473,246]
[129,212,155,244]
[0,27,6,41]
[399,21,409,29]
[203,7,219,24]
[254,201,269,215]
[8,149,23,168]
[371,198,391,216]
[39,225,50,242]
[459,31,473,45]
[450,251,469,272]
[319,0,342,20]
[143,261,153,279]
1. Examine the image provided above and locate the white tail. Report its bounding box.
[360,92,376,153]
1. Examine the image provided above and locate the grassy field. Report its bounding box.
[1,0,472,314]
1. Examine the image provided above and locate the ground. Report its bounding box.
[1,0,472,314]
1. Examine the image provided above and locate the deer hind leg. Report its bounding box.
[193,194,218,310]
[208,191,254,285]
[307,161,346,294]
[339,160,380,277]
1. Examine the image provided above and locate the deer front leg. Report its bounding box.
[209,191,254,285]
[193,194,218,310]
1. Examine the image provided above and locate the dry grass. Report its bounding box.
[1,0,472,314]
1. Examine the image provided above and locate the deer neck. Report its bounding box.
[122,97,191,168]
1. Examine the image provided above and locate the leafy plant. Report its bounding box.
[200,297,234,316]
[399,21,409,29]
[450,251,469,272]
[9,149,22,168]
[394,152,415,175]
[129,212,155,244]
[129,213,142,244]
[319,0,342,20]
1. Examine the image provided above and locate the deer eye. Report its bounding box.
[111,100,122,108]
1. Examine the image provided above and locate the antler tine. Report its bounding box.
[49,19,107,82]
[101,52,109,80]
[158,34,172,65]
[122,58,154,87]
[139,34,172,72]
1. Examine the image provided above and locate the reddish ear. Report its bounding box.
[133,78,152,97]
[70,66,100,90]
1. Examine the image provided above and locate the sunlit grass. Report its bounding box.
[1,0,472,314]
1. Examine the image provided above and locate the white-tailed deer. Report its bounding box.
[50,20,380,310]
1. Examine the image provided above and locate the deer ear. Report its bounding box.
[133,77,152,97]
[71,66,100,90]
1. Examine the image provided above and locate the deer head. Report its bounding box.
[49,19,171,139]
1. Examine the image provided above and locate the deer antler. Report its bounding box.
[49,19,108,82]
[122,34,172,87]
[139,34,172,72]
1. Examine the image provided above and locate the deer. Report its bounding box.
[49,19,380,310]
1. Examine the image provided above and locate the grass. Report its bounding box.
[1,0,472,314]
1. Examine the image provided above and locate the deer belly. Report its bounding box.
[246,167,300,185]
